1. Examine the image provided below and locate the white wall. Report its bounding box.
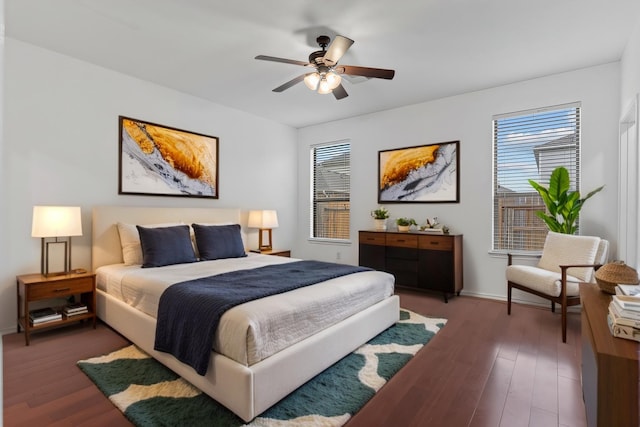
[0,39,298,333]
[621,19,640,111]
[619,19,640,270]
[296,63,620,303]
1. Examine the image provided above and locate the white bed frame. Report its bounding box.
[92,205,400,422]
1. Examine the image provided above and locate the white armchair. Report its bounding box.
[506,231,609,342]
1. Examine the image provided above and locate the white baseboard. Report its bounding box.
[460,290,582,312]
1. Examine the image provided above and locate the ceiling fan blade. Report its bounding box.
[337,65,395,80]
[255,55,311,67]
[332,84,348,100]
[322,35,354,67]
[272,74,306,92]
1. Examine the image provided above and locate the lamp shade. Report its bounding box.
[32,206,83,238]
[248,210,279,229]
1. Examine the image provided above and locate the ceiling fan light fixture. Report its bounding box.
[256,34,394,100]
[304,72,320,90]
[317,78,333,95]
[325,71,341,90]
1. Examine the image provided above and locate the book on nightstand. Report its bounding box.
[64,302,87,312]
[63,302,88,316]
[64,309,88,317]
[29,307,62,325]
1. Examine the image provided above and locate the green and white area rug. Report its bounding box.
[78,309,446,427]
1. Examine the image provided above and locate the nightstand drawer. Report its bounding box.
[28,276,94,300]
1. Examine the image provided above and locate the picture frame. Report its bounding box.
[118,116,219,199]
[378,140,459,203]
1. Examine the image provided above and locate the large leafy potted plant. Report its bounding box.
[528,166,604,234]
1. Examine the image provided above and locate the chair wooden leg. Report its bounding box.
[507,282,512,315]
[551,301,555,313]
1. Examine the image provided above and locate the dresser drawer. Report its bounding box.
[386,234,418,248]
[359,231,386,246]
[418,235,453,251]
[27,276,94,300]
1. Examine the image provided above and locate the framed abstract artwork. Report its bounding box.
[118,116,219,199]
[378,140,459,203]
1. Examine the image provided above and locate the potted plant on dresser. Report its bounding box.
[396,217,417,232]
[371,207,390,231]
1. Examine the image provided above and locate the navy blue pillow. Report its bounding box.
[192,223,247,261]
[136,225,197,268]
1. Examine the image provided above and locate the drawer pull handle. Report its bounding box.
[397,239,405,243]
[54,287,71,292]
[430,241,439,245]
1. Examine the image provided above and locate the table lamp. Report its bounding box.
[31,206,83,276]
[248,210,278,251]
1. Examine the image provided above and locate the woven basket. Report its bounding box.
[594,261,639,294]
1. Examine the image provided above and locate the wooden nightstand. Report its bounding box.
[250,249,291,257]
[16,271,97,345]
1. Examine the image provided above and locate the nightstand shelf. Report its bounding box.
[19,311,95,331]
[16,272,97,345]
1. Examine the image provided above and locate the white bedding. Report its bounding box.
[96,253,395,366]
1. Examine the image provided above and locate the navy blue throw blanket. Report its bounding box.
[154,260,371,375]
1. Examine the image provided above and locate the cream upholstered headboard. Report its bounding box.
[92,205,241,270]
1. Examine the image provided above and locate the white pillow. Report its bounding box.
[537,231,601,282]
[117,222,184,265]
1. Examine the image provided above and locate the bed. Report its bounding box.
[91,205,400,422]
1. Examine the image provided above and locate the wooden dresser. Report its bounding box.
[358,230,463,302]
[580,283,639,426]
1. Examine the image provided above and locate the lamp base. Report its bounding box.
[40,237,73,277]
[257,229,273,253]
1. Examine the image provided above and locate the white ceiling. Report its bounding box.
[6,0,640,128]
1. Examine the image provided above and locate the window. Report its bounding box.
[492,102,581,252]
[311,141,350,240]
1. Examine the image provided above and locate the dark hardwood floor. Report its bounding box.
[348,291,585,427]
[3,291,586,427]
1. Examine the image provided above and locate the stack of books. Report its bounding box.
[608,288,640,342]
[63,302,88,317]
[29,307,62,325]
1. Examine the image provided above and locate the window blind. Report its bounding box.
[311,141,351,240]
[492,102,581,252]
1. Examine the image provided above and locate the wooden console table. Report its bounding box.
[580,283,639,427]
[359,230,463,302]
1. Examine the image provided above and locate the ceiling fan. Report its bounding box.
[255,35,395,100]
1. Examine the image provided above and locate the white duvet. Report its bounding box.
[96,253,395,366]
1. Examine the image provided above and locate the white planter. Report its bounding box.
[373,218,387,231]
